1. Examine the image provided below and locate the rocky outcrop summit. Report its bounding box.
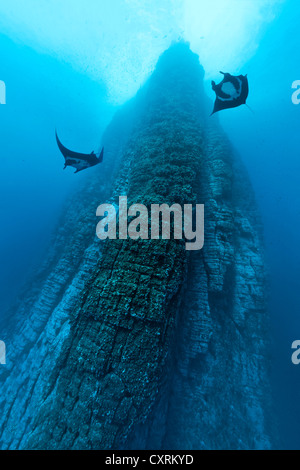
[0,43,274,450]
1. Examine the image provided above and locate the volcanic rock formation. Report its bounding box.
[0,43,274,450]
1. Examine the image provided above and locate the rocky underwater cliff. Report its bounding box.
[0,43,275,450]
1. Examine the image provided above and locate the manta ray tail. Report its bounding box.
[245,103,255,114]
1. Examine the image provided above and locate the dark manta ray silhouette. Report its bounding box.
[55,131,104,173]
[211,71,249,115]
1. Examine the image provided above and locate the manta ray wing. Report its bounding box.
[98,147,104,163]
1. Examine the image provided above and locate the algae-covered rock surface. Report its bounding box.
[0,44,274,450]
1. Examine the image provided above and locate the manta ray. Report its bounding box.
[211,71,249,115]
[55,131,104,173]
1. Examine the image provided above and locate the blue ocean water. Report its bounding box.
[0,0,299,449]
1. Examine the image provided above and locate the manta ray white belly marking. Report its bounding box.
[67,159,88,170]
[219,78,242,101]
